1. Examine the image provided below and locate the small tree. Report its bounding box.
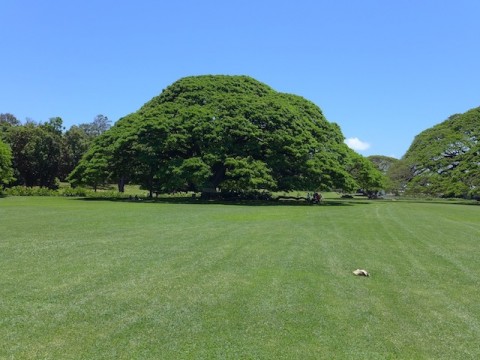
[67,144,112,191]
[348,154,386,196]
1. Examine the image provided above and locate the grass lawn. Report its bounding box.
[1,196,479,359]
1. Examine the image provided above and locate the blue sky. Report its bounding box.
[1,0,479,158]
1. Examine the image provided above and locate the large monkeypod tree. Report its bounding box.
[69,75,379,195]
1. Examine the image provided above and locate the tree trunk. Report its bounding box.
[118,175,125,193]
[148,173,153,198]
[211,164,226,189]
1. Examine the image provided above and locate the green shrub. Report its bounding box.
[61,187,91,197]
[85,190,128,199]
[4,186,58,196]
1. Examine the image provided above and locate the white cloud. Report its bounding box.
[344,137,371,151]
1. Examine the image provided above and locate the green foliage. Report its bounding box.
[78,114,111,139]
[67,142,112,191]
[71,75,368,194]
[0,114,108,189]
[44,117,64,135]
[223,156,276,190]
[2,185,132,198]
[59,125,91,180]
[347,153,386,194]
[60,186,90,197]
[399,107,480,198]
[0,113,21,136]
[386,160,413,194]
[0,139,15,185]
[170,157,212,190]
[6,122,62,188]
[4,186,58,196]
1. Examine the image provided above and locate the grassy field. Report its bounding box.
[1,196,479,359]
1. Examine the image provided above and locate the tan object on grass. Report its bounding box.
[353,269,369,276]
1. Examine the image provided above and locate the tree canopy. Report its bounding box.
[70,75,380,195]
[7,122,62,187]
[389,107,480,198]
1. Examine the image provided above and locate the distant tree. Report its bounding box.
[386,160,413,194]
[348,154,386,195]
[0,139,14,186]
[79,114,111,139]
[0,113,21,139]
[8,123,62,188]
[1,115,104,187]
[0,113,20,126]
[0,113,21,127]
[59,125,91,180]
[43,117,64,135]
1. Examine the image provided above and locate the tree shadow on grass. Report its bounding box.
[73,196,372,207]
[392,198,480,207]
